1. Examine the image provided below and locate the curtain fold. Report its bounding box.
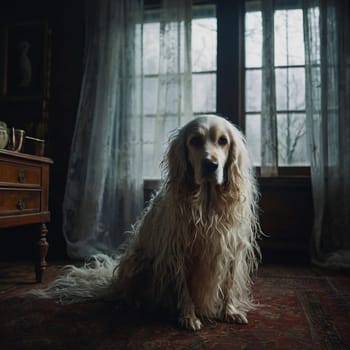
[62,0,193,258]
[150,0,193,178]
[261,0,279,176]
[304,0,350,268]
[62,0,144,259]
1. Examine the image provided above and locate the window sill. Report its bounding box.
[144,168,311,193]
[255,166,310,177]
[144,179,161,191]
[257,175,311,189]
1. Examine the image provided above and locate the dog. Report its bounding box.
[31,114,261,331]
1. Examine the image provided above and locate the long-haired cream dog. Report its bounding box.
[31,115,261,331]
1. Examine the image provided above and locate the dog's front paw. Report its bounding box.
[224,311,248,324]
[222,306,248,325]
[178,314,202,331]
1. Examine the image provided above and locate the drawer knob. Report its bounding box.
[17,199,26,210]
[18,169,25,183]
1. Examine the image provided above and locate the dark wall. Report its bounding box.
[258,177,313,264]
[0,0,84,258]
[48,1,84,257]
[0,1,313,264]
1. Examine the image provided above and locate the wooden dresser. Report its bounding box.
[0,149,53,282]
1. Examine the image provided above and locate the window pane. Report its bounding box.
[275,9,305,66]
[192,17,217,72]
[309,66,321,110]
[246,113,308,166]
[305,6,321,65]
[159,78,182,115]
[192,73,216,113]
[276,68,305,111]
[143,116,180,179]
[245,70,262,112]
[143,77,158,115]
[245,114,261,166]
[143,116,155,143]
[143,143,156,179]
[143,22,160,75]
[277,113,308,165]
[245,11,262,68]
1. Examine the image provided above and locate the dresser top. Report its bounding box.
[0,149,53,164]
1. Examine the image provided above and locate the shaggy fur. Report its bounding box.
[30,115,261,331]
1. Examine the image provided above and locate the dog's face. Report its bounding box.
[184,116,233,186]
[166,115,249,191]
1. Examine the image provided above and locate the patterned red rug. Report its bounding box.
[0,263,349,350]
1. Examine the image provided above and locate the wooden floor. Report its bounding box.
[0,259,71,292]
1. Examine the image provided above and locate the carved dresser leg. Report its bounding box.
[36,223,49,283]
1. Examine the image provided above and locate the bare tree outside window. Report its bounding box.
[245,7,309,166]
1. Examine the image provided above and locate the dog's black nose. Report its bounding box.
[202,158,218,177]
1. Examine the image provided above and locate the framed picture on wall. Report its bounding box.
[3,21,50,98]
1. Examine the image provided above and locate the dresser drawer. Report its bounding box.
[0,160,41,187]
[0,190,41,215]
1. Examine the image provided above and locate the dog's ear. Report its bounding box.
[224,128,248,192]
[224,138,238,190]
[161,129,189,187]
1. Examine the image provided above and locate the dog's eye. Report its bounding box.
[189,135,203,147]
[218,136,228,146]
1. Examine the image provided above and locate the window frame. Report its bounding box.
[244,2,309,171]
[235,0,310,178]
[144,0,310,180]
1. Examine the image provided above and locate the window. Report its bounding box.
[142,4,217,179]
[142,1,310,179]
[244,2,309,167]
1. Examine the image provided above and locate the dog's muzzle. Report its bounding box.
[201,158,218,179]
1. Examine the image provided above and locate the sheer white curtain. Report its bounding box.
[62,0,144,259]
[303,0,350,268]
[149,0,193,178]
[63,0,193,258]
